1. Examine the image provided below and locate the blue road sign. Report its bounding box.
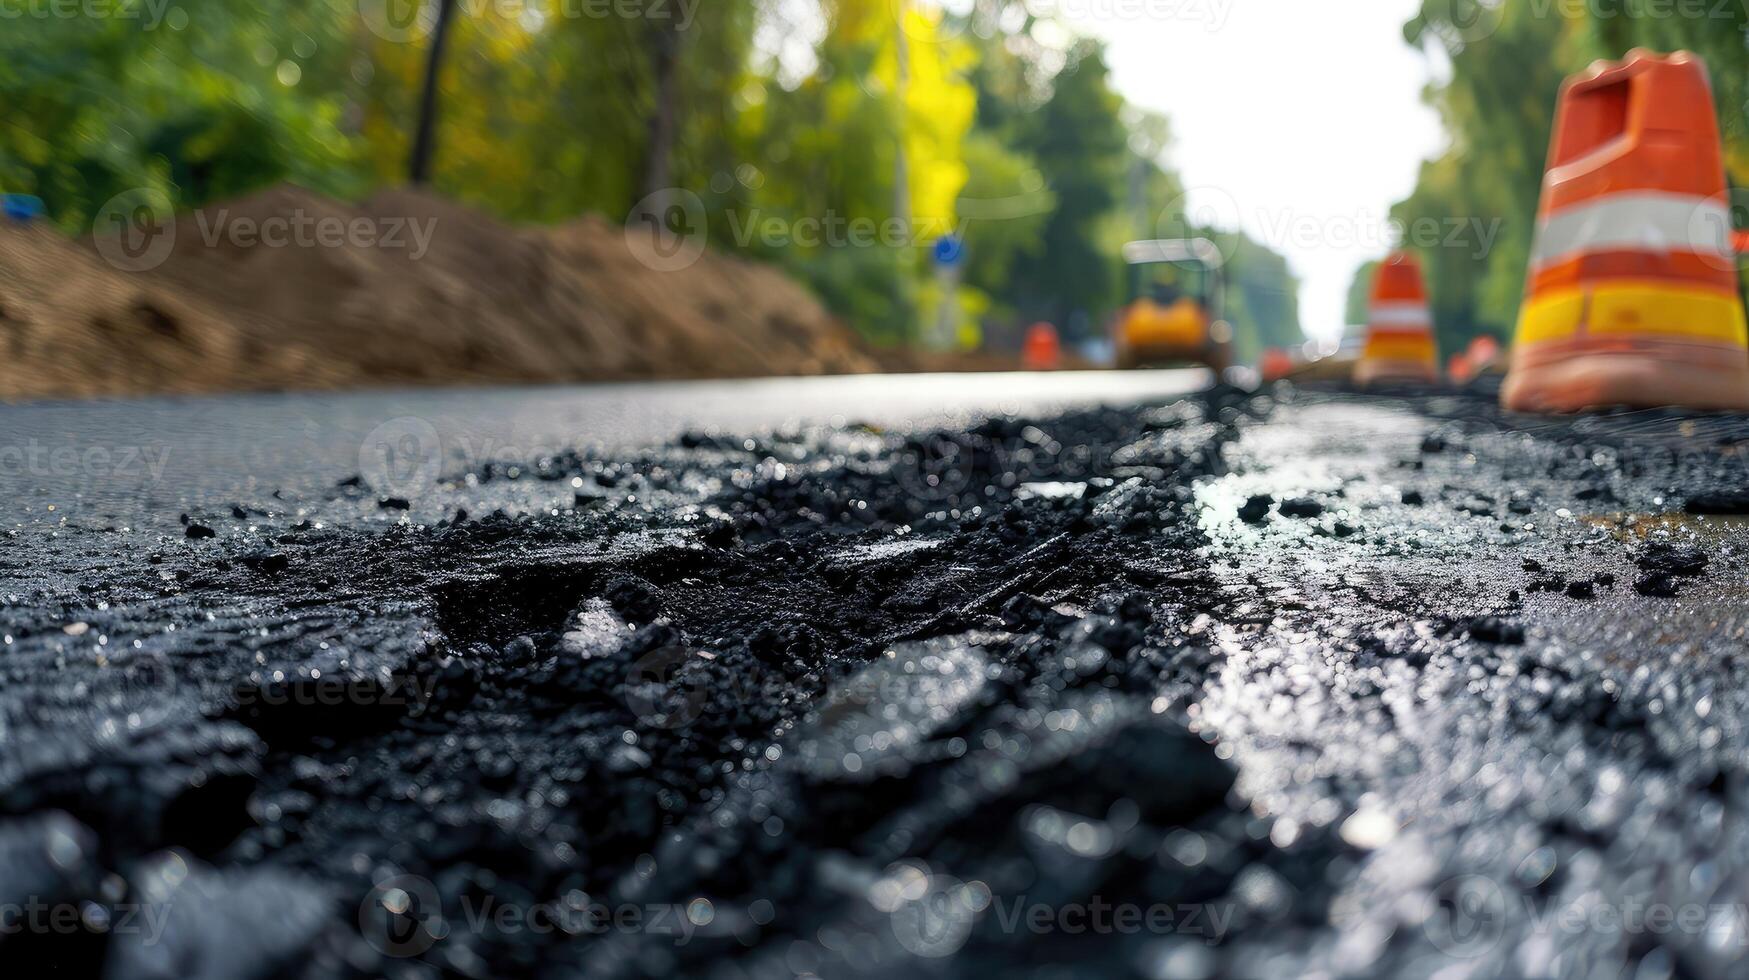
[2,195,45,223]
[932,234,964,268]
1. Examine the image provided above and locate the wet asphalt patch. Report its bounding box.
[2,383,1748,978]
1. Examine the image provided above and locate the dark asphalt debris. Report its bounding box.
[1686,490,1749,515]
[1466,615,1526,645]
[4,383,1749,979]
[1237,493,1273,523]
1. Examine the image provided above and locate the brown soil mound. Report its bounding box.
[0,185,874,401]
[0,220,348,401]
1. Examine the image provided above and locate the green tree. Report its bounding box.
[1007,39,1129,336]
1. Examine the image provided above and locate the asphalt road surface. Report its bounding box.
[3,373,1748,980]
[0,369,1209,528]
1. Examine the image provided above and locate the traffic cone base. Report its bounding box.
[1355,358,1439,386]
[1502,347,1749,412]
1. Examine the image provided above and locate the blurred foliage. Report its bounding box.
[1,0,1305,356]
[1367,0,1748,354]
[1344,259,1377,335]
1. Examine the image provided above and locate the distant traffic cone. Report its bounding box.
[1355,251,1439,386]
[1449,353,1474,384]
[1022,322,1061,370]
[1259,347,1295,383]
[1467,335,1502,369]
[1501,50,1749,412]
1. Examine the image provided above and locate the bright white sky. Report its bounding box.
[1062,0,1450,341]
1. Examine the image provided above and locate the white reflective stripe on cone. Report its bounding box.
[1530,192,1732,269]
[1367,303,1432,329]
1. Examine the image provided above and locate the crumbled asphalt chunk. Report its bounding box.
[239,550,289,575]
[376,496,411,511]
[1419,433,1446,453]
[184,522,215,539]
[1278,496,1323,518]
[1564,580,1595,600]
[1398,489,1423,505]
[1686,490,1749,514]
[1458,497,1495,516]
[1634,572,1683,598]
[0,813,100,908]
[1237,493,1273,523]
[1636,542,1708,577]
[1466,616,1526,645]
[111,857,338,980]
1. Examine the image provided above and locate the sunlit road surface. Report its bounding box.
[0,368,1207,526]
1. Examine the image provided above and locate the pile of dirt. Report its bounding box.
[0,220,350,401]
[0,185,875,401]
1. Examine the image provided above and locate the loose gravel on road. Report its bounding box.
[3,383,1748,979]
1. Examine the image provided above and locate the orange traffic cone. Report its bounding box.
[1355,251,1439,386]
[1449,353,1474,384]
[1259,347,1295,383]
[1501,50,1749,412]
[1467,335,1501,368]
[1022,322,1061,370]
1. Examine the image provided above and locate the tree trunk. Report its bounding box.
[408,0,458,186]
[641,25,681,202]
